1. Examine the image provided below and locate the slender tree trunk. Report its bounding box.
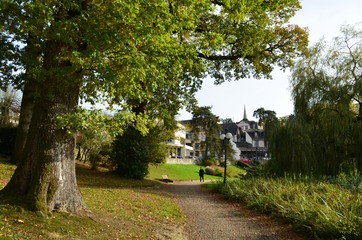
[11,35,42,164]
[11,82,36,164]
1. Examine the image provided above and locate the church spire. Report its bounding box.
[243,105,248,121]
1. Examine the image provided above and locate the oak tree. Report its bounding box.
[0,0,308,213]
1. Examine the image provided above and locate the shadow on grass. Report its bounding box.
[76,162,161,189]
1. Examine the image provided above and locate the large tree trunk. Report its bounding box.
[11,35,41,164]
[10,82,36,164]
[1,2,91,214]
[1,38,86,213]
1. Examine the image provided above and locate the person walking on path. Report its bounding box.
[199,167,205,182]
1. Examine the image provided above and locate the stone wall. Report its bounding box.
[165,158,195,164]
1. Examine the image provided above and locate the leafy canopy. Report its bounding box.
[1,0,308,133]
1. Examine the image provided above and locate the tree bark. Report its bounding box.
[10,82,36,164]
[11,35,41,164]
[1,38,86,213]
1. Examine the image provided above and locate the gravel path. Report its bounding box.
[161,180,307,240]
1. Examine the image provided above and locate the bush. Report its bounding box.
[205,166,222,176]
[204,158,219,166]
[326,174,362,192]
[89,145,112,170]
[110,127,149,179]
[205,165,234,177]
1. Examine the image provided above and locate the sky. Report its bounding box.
[177,0,362,121]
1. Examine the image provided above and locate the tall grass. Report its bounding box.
[210,177,362,240]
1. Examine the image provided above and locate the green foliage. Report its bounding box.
[110,127,150,179]
[326,174,362,193]
[144,126,172,165]
[253,107,278,145]
[270,24,362,177]
[205,165,223,177]
[195,0,308,83]
[1,0,309,144]
[64,109,114,169]
[1,0,308,213]
[0,88,20,127]
[210,177,362,240]
[191,106,221,159]
[110,121,173,180]
[268,117,317,176]
[204,158,220,166]
[239,163,269,179]
[205,165,241,177]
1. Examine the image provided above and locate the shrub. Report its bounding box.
[110,127,150,179]
[326,174,362,192]
[205,165,231,177]
[205,166,222,176]
[204,158,219,166]
[89,145,112,170]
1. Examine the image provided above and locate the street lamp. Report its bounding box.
[220,131,233,184]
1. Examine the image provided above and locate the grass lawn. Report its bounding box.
[0,159,185,239]
[147,163,245,181]
[0,158,246,239]
[0,157,16,179]
[0,187,185,239]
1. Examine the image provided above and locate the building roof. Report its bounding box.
[245,129,264,139]
[236,141,252,148]
[220,122,238,135]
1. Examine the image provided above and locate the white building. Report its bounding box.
[166,123,195,164]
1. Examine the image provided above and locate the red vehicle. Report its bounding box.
[240,158,251,163]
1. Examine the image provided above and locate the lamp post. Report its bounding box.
[220,131,233,184]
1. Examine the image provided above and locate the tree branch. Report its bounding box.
[211,0,225,6]
[197,52,242,61]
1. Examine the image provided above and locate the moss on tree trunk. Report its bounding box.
[1,37,86,214]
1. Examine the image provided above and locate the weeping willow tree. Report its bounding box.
[268,117,316,176]
[269,24,362,177]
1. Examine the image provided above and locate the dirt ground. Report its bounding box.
[160,180,309,240]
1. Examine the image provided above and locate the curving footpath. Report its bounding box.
[161,180,307,240]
